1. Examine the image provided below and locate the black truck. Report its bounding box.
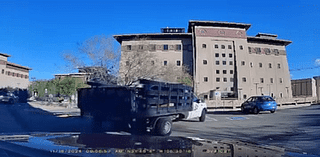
[78,79,206,136]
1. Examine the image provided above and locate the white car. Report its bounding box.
[185,97,207,122]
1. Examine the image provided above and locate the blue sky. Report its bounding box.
[0,0,319,80]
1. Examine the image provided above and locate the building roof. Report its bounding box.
[113,33,192,44]
[6,62,32,70]
[188,20,252,32]
[247,36,292,46]
[0,53,11,57]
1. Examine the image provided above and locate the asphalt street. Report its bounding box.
[0,102,319,156]
[172,105,320,156]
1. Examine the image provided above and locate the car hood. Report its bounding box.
[0,132,314,157]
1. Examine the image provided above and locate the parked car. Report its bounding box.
[0,91,19,104]
[241,96,277,114]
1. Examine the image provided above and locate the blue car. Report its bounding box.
[241,96,277,114]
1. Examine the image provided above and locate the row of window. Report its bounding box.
[125,60,182,66]
[241,61,281,69]
[216,70,234,75]
[203,76,283,84]
[204,77,234,83]
[215,53,233,58]
[242,77,283,84]
[125,44,182,52]
[202,44,244,50]
[248,47,285,55]
[1,69,29,79]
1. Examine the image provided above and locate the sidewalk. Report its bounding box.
[207,103,315,112]
[28,101,80,117]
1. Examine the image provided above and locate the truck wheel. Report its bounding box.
[155,118,172,136]
[199,109,206,122]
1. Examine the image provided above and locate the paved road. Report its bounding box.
[0,102,319,155]
[171,105,320,155]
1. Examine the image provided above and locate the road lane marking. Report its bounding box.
[206,116,218,121]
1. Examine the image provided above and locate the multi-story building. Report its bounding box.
[0,53,31,89]
[114,20,292,106]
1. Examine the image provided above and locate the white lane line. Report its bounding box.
[206,116,218,121]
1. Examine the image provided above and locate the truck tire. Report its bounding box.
[199,109,206,122]
[155,118,172,136]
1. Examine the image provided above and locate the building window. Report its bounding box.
[149,44,156,51]
[204,95,208,100]
[25,75,28,79]
[228,45,232,49]
[280,78,283,83]
[250,62,253,68]
[163,45,168,50]
[248,47,252,53]
[241,61,245,66]
[222,61,226,65]
[223,77,227,82]
[151,60,155,65]
[256,48,261,54]
[203,60,207,65]
[230,70,233,74]
[12,72,14,76]
[8,71,10,75]
[279,93,283,98]
[215,44,219,49]
[221,45,225,49]
[273,49,279,55]
[164,61,168,66]
[215,53,219,57]
[243,94,247,99]
[126,61,129,66]
[229,53,232,58]
[216,61,220,65]
[223,70,227,74]
[222,53,226,57]
[269,63,272,68]
[176,60,181,66]
[278,63,281,69]
[230,78,234,82]
[270,78,273,83]
[239,45,243,50]
[126,45,131,50]
[242,77,246,82]
[21,74,23,78]
[175,44,181,51]
[216,70,220,74]
[229,61,233,65]
[259,63,262,68]
[204,77,208,82]
[1,69,3,74]
[202,44,206,48]
[260,78,264,83]
[138,45,143,50]
[216,77,220,82]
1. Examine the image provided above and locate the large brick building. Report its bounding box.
[0,53,31,89]
[114,20,292,104]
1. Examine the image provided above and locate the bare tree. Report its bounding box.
[119,38,193,86]
[63,35,120,84]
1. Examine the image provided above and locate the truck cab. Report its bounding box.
[185,96,207,122]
